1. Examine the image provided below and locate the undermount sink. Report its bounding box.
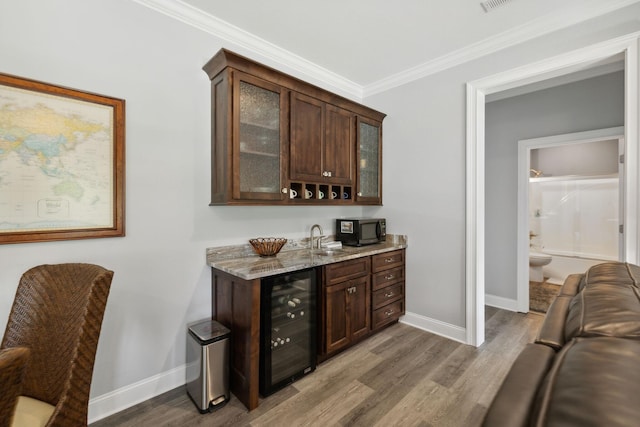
[310,248,346,256]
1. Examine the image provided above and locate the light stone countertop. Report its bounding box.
[206,234,407,280]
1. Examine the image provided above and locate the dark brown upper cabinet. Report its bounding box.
[290,92,324,182]
[290,93,354,185]
[203,49,385,205]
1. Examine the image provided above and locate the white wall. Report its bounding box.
[484,72,624,299]
[0,0,370,419]
[2,0,640,421]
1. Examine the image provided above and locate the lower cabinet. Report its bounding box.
[325,274,370,354]
[321,249,405,357]
[323,257,371,355]
[211,248,406,410]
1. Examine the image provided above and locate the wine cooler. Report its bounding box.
[260,267,317,396]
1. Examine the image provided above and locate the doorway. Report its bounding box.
[465,34,639,346]
[517,128,625,312]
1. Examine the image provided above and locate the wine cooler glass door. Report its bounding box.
[260,268,317,396]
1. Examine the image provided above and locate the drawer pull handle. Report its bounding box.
[384,292,394,298]
[385,257,394,263]
[385,309,394,317]
[385,274,394,280]
[346,286,357,294]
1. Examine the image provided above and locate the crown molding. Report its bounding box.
[485,59,624,103]
[130,0,364,100]
[132,0,639,100]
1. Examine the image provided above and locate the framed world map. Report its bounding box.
[0,73,125,244]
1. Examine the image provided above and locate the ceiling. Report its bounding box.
[135,0,640,98]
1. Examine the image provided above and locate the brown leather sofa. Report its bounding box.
[482,262,640,427]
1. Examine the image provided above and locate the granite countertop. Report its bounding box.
[206,234,407,280]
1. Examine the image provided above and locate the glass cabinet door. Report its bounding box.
[233,72,286,201]
[356,117,382,204]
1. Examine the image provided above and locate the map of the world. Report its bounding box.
[0,84,114,233]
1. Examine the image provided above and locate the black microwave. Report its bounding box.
[335,218,386,246]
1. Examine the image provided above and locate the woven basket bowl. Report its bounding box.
[249,237,287,257]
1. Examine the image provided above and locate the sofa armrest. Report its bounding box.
[559,274,582,296]
[535,295,573,350]
[482,343,556,427]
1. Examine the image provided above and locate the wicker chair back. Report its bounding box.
[1,263,113,426]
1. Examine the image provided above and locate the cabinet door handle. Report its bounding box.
[281,188,288,194]
[327,171,332,177]
[357,191,362,197]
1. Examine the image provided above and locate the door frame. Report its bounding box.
[465,33,640,346]
[516,127,625,312]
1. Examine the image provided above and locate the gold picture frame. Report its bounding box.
[0,73,125,244]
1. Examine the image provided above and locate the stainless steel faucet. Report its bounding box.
[309,224,324,250]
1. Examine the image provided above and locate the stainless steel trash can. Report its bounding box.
[186,319,230,413]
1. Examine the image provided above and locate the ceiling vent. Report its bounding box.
[480,0,514,12]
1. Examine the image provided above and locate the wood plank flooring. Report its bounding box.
[91,307,543,427]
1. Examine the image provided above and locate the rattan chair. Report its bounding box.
[1,264,114,427]
[0,347,29,427]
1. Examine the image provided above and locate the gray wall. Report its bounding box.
[367,6,637,325]
[484,72,624,299]
[0,0,368,408]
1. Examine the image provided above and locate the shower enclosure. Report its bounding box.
[529,174,619,283]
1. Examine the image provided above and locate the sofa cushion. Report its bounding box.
[579,262,640,292]
[565,282,640,340]
[11,396,54,427]
[533,337,640,426]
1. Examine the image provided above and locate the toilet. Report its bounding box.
[529,251,552,282]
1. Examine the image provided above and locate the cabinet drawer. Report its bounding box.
[372,283,404,310]
[372,300,404,329]
[371,249,405,273]
[325,257,371,286]
[372,266,404,291]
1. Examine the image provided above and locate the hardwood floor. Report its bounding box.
[91,307,543,427]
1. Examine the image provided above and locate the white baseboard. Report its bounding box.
[485,294,519,312]
[88,364,186,423]
[400,311,467,344]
